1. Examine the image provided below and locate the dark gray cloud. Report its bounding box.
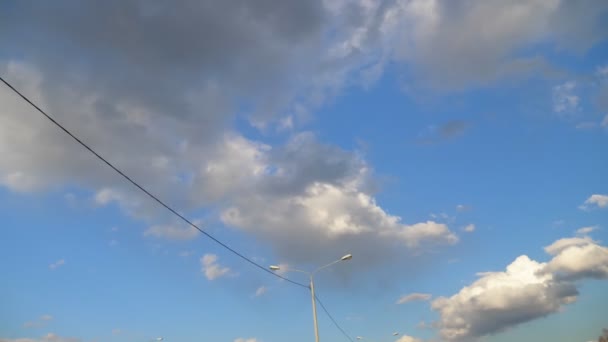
[0,0,330,130]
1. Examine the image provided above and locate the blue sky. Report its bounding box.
[1,1,608,342]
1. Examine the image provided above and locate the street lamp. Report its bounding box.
[269,254,353,342]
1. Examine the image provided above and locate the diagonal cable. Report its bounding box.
[0,75,308,290]
[315,293,356,342]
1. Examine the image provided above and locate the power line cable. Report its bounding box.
[1,75,357,341]
[315,293,356,342]
[0,75,308,290]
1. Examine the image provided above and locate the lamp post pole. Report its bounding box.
[270,254,352,342]
[310,274,320,342]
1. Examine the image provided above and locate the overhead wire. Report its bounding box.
[0,75,308,290]
[1,74,357,340]
[315,293,356,342]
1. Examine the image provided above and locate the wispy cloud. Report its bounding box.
[553,81,580,117]
[49,259,65,270]
[23,315,53,329]
[579,194,608,210]
[396,293,432,304]
[456,204,472,212]
[575,121,598,130]
[0,333,80,342]
[254,286,267,297]
[576,226,599,235]
[200,254,232,280]
[463,224,476,233]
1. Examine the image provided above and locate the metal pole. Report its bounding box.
[310,275,320,342]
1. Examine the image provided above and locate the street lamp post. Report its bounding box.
[269,253,353,342]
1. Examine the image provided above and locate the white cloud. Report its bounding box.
[0,333,80,342]
[580,194,608,210]
[200,254,231,280]
[463,224,475,233]
[40,315,52,322]
[544,237,608,280]
[219,133,458,267]
[553,81,580,116]
[0,0,604,274]
[385,1,608,88]
[432,236,608,341]
[143,222,199,241]
[395,336,423,342]
[576,226,598,235]
[432,255,576,340]
[234,338,258,342]
[49,259,65,270]
[254,286,267,297]
[396,293,431,304]
[544,236,594,255]
[2,1,606,288]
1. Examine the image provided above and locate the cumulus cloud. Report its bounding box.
[2,0,606,272]
[49,259,65,270]
[200,254,232,280]
[544,237,608,280]
[396,293,432,304]
[211,133,459,266]
[432,236,608,341]
[234,338,258,342]
[1,62,460,269]
[580,194,608,210]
